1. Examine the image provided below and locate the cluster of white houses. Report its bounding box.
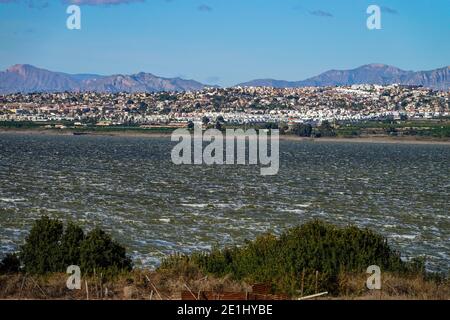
[0,84,448,127]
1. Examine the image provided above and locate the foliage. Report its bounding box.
[80,228,133,274]
[160,220,421,296]
[20,216,65,274]
[0,121,41,129]
[263,122,279,130]
[315,120,336,137]
[215,120,223,130]
[202,116,210,126]
[61,222,85,267]
[18,216,132,275]
[292,123,312,137]
[0,253,21,274]
[216,115,225,124]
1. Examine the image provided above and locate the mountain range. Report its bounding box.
[238,64,449,91]
[0,64,207,94]
[0,63,448,94]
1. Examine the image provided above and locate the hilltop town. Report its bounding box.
[0,84,449,130]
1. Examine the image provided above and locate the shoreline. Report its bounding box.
[1,128,450,145]
[279,135,450,145]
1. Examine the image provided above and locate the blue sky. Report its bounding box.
[0,0,449,86]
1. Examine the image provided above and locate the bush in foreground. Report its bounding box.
[16,216,132,275]
[0,253,21,274]
[19,216,65,274]
[160,220,426,296]
[80,227,132,274]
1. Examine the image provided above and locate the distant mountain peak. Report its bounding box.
[362,63,390,68]
[238,64,449,90]
[6,64,38,75]
[0,64,208,94]
[7,63,30,70]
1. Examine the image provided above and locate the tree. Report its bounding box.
[0,253,21,274]
[216,115,225,123]
[264,122,279,130]
[61,222,85,267]
[80,228,133,274]
[316,120,336,137]
[17,216,132,275]
[278,123,289,135]
[293,123,312,137]
[138,102,148,113]
[215,120,223,130]
[202,116,210,127]
[20,216,64,274]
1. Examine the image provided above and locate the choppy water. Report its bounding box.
[0,133,449,272]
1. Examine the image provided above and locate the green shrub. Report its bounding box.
[292,123,312,137]
[0,253,21,274]
[61,222,85,267]
[160,220,417,296]
[80,228,133,274]
[17,216,132,275]
[20,216,64,274]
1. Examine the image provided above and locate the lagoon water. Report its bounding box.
[0,133,449,272]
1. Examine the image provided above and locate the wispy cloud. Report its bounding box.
[309,10,333,18]
[198,4,212,12]
[381,6,398,15]
[1,0,144,6]
[0,0,49,9]
[67,0,144,5]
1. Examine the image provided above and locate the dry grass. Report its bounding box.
[0,270,448,300]
[0,269,250,300]
[336,272,450,300]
